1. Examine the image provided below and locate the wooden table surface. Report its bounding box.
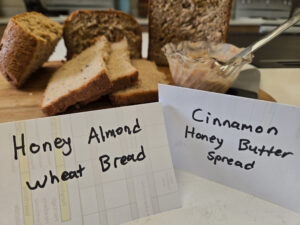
[0,61,276,123]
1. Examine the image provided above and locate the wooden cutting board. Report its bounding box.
[0,61,276,123]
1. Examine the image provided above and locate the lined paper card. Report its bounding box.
[159,84,300,213]
[0,102,180,225]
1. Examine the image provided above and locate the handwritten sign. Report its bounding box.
[0,102,180,225]
[159,84,300,213]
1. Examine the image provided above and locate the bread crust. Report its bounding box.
[109,90,158,106]
[79,70,139,105]
[109,59,170,106]
[41,69,112,115]
[110,70,138,93]
[63,9,142,59]
[148,0,154,65]
[0,19,38,87]
[223,0,233,42]
[148,0,233,65]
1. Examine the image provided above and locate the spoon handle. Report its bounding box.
[227,11,300,64]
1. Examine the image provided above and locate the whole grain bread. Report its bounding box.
[0,12,62,87]
[41,36,111,115]
[63,9,142,59]
[148,0,232,65]
[109,59,170,106]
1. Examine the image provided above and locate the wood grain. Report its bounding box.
[258,89,276,102]
[0,61,276,123]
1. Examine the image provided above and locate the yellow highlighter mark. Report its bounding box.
[16,122,34,225]
[51,118,71,222]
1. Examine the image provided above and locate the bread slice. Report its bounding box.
[41,36,111,115]
[109,59,170,106]
[0,12,63,87]
[63,9,142,59]
[107,38,138,92]
[148,0,232,65]
[79,37,138,105]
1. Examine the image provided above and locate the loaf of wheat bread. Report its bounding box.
[80,37,138,104]
[63,9,142,59]
[41,36,112,115]
[109,59,170,106]
[0,12,62,87]
[148,0,232,65]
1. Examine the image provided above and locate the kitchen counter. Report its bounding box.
[260,68,300,107]
[230,17,300,26]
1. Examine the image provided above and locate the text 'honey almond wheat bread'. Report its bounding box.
[109,59,170,106]
[63,10,142,59]
[148,0,232,65]
[41,36,111,116]
[0,12,62,87]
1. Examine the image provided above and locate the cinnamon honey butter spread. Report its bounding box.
[163,41,251,93]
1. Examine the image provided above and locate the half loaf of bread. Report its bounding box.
[41,36,111,115]
[148,0,232,65]
[0,12,63,87]
[63,10,142,59]
[109,59,170,106]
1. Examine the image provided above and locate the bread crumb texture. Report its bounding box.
[64,10,142,59]
[149,0,232,65]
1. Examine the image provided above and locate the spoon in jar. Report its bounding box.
[215,9,300,77]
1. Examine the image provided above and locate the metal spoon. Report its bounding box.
[217,9,300,77]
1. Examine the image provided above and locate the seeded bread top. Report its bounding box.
[13,11,62,43]
[148,0,232,65]
[63,10,142,59]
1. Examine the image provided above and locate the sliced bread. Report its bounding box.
[0,12,63,87]
[107,38,138,92]
[63,9,142,59]
[109,59,170,106]
[148,0,232,65]
[79,37,138,105]
[41,36,111,115]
